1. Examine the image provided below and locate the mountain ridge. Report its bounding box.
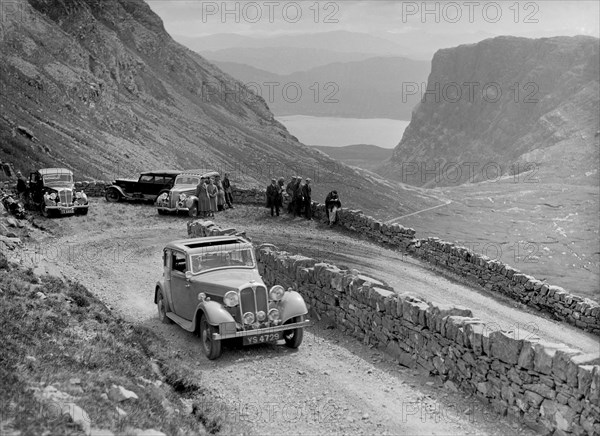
[376,35,600,187]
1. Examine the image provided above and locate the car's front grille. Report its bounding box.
[239,286,268,325]
[59,190,73,206]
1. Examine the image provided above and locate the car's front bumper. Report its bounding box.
[45,204,88,213]
[157,205,189,212]
[212,319,311,340]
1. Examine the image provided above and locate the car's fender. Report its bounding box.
[154,281,166,304]
[192,300,236,329]
[185,195,199,209]
[276,290,308,324]
[106,185,127,198]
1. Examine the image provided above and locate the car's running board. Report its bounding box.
[166,312,194,331]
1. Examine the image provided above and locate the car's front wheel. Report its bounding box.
[283,315,304,349]
[188,203,199,217]
[105,188,121,203]
[199,314,222,360]
[157,290,172,324]
[40,203,50,218]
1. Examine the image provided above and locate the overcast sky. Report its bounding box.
[148,0,600,40]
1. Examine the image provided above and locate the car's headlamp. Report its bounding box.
[256,311,266,322]
[243,312,255,325]
[179,193,187,201]
[223,291,239,307]
[269,285,285,301]
[268,309,280,322]
[49,193,57,200]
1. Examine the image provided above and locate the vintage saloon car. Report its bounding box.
[105,170,181,203]
[28,168,89,217]
[155,170,219,215]
[154,236,310,359]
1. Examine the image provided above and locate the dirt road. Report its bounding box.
[14,199,591,434]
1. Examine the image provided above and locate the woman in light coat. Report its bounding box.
[206,178,218,217]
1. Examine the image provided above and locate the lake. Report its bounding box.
[275,115,410,149]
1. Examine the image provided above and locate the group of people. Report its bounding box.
[266,175,341,225]
[194,173,233,218]
[266,175,312,219]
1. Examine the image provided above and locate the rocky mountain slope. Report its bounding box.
[0,0,433,217]
[377,36,600,187]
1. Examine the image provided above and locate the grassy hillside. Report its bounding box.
[0,0,440,220]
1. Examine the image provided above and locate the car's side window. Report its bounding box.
[140,175,154,183]
[154,176,165,185]
[172,251,187,273]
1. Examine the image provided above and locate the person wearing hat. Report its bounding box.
[325,190,341,226]
[293,176,303,217]
[285,175,297,214]
[222,173,233,209]
[266,178,280,217]
[301,177,312,220]
[16,171,28,200]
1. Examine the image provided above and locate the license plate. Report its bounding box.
[243,331,282,345]
[60,208,74,214]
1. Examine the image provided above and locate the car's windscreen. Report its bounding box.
[190,247,255,274]
[42,173,73,186]
[175,176,200,186]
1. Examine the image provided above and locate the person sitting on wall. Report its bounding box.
[325,190,341,226]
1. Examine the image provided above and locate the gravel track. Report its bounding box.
[14,199,588,435]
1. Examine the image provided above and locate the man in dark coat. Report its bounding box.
[285,176,296,214]
[266,178,280,216]
[293,176,303,217]
[301,178,312,220]
[222,173,233,208]
[16,171,28,200]
[325,190,341,226]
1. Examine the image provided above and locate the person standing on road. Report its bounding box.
[285,176,297,214]
[216,176,226,211]
[266,178,280,217]
[277,177,285,212]
[293,176,303,217]
[16,171,28,201]
[206,178,217,216]
[195,177,210,218]
[222,173,233,209]
[301,178,312,220]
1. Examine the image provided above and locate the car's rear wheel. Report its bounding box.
[157,291,172,324]
[105,188,121,203]
[188,203,199,217]
[283,315,304,348]
[199,314,222,360]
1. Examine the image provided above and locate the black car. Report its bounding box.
[105,170,181,203]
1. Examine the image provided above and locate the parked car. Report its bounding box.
[105,170,181,203]
[154,236,310,359]
[27,168,89,217]
[156,170,219,215]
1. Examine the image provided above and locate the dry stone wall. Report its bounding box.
[79,180,598,334]
[186,219,600,436]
